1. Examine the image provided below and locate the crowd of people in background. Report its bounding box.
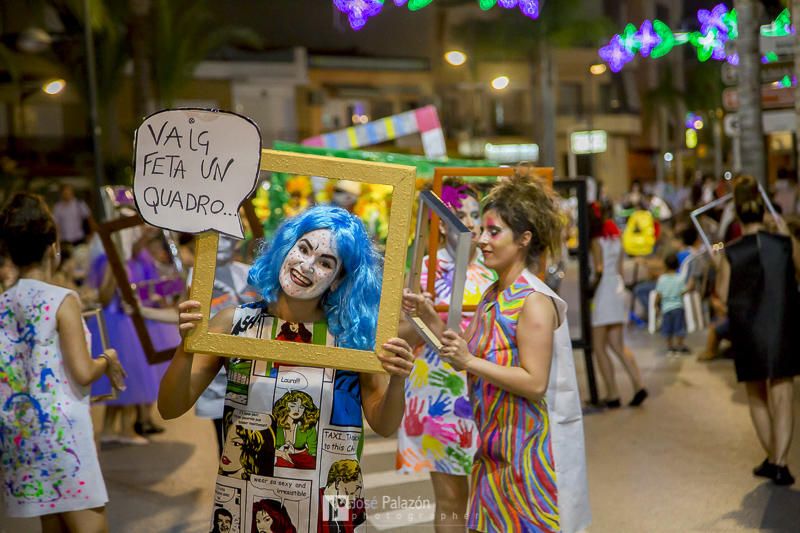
[595,171,799,486]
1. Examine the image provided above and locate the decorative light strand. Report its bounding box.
[333,0,539,31]
[599,4,794,72]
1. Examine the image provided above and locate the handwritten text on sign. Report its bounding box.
[133,109,261,238]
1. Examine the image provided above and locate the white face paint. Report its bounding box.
[278,229,342,300]
[444,195,481,254]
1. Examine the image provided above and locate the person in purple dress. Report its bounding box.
[88,229,182,445]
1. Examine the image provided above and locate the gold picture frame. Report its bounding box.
[185,148,416,374]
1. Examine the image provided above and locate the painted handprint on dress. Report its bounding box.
[396,447,433,472]
[455,420,473,448]
[428,369,465,396]
[453,396,472,419]
[403,397,427,437]
[446,445,475,474]
[423,417,457,444]
[427,390,452,417]
[410,358,430,388]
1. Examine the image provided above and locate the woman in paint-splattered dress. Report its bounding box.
[0,193,125,531]
[405,178,591,533]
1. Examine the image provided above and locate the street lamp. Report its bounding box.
[491,75,510,90]
[589,63,607,75]
[444,50,467,66]
[42,79,66,95]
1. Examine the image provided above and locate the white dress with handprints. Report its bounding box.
[0,279,107,517]
[212,301,366,533]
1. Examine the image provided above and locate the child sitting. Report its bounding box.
[656,252,690,354]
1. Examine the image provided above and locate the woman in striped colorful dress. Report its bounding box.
[404,177,590,533]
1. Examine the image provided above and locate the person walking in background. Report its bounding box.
[589,203,648,408]
[717,175,800,486]
[52,184,90,248]
[655,252,690,355]
[0,193,126,532]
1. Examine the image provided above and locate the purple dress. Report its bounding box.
[87,251,178,404]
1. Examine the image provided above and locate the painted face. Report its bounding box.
[278,229,342,300]
[452,195,481,244]
[255,510,273,533]
[287,400,305,421]
[217,514,232,533]
[220,425,244,476]
[478,208,523,270]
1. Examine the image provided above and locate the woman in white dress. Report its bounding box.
[0,193,126,532]
[589,203,647,408]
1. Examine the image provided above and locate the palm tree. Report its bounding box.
[734,0,765,184]
[453,0,612,166]
[149,0,262,108]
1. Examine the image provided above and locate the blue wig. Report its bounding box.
[247,205,382,350]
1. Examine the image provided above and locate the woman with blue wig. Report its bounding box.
[158,205,414,532]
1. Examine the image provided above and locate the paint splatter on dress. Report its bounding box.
[466,273,559,532]
[0,279,107,517]
[396,249,495,476]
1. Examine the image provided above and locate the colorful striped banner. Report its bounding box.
[303,105,447,158]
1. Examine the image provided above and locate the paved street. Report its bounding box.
[3,323,799,532]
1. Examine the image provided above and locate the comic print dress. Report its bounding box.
[0,279,108,517]
[213,301,367,533]
[396,249,496,476]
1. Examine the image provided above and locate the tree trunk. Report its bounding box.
[129,0,154,118]
[538,46,557,168]
[734,0,766,184]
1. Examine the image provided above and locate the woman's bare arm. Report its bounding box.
[58,294,108,386]
[157,304,231,419]
[359,338,415,437]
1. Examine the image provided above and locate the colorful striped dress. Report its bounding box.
[466,272,561,532]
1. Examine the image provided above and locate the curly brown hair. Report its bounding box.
[482,176,563,265]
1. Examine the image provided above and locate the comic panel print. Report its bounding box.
[219,407,276,480]
[211,479,243,533]
[246,475,311,533]
[318,431,367,532]
[271,366,324,471]
[226,359,253,406]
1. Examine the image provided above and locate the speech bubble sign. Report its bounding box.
[133,108,261,238]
